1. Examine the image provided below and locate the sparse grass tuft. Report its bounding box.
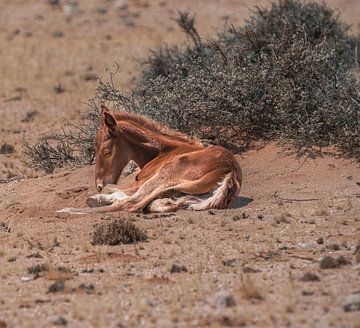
[91,218,147,245]
[23,106,99,173]
[0,143,15,155]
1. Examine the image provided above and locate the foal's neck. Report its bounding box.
[120,121,202,168]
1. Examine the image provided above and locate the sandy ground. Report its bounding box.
[0,0,360,327]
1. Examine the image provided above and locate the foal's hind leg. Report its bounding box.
[146,198,178,213]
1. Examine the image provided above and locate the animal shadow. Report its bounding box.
[230,196,253,209]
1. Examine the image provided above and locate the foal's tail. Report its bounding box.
[146,170,242,213]
[185,170,241,211]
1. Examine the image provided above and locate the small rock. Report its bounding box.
[169,264,187,273]
[52,31,64,38]
[209,291,236,309]
[63,1,79,17]
[0,222,11,232]
[21,110,38,123]
[81,72,98,81]
[299,272,321,282]
[319,256,340,269]
[46,0,61,7]
[327,243,341,251]
[222,259,236,267]
[21,276,32,282]
[27,264,48,275]
[48,281,65,293]
[232,212,248,221]
[298,242,311,249]
[336,255,351,266]
[257,214,264,220]
[79,283,95,294]
[316,237,324,244]
[264,250,281,260]
[343,293,360,312]
[96,7,107,14]
[302,290,314,296]
[115,0,128,10]
[57,266,71,273]
[319,255,351,269]
[243,266,261,273]
[53,316,67,326]
[140,297,155,307]
[53,84,65,94]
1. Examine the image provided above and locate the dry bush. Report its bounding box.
[24,0,360,173]
[98,0,360,158]
[0,143,15,155]
[23,105,99,173]
[91,218,147,245]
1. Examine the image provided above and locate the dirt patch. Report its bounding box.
[78,252,142,264]
[1,0,360,327]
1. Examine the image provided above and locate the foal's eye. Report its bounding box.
[102,147,112,157]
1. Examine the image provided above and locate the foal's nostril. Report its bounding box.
[96,184,103,192]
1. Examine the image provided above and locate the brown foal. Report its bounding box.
[58,105,242,214]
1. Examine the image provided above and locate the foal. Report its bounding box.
[59,105,242,214]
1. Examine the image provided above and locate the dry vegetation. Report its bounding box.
[24,0,360,173]
[0,0,360,327]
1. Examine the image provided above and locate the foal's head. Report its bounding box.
[94,105,129,191]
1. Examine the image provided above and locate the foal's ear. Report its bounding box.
[100,104,110,115]
[104,111,117,132]
[100,105,117,132]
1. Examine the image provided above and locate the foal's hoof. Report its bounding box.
[86,197,99,208]
[86,195,112,208]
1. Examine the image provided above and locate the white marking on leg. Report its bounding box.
[109,191,129,202]
[56,208,87,215]
[86,191,129,208]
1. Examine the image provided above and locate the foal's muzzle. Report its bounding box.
[96,183,103,192]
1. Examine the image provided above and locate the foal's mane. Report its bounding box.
[114,111,201,146]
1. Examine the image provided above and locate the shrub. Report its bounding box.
[91,218,147,245]
[246,0,358,69]
[99,1,360,158]
[24,0,360,173]
[23,105,99,173]
[0,143,15,154]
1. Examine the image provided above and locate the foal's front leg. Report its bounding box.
[86,191,129,207]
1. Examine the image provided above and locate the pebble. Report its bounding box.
[170,264,187,273]
[343,293,360,312]
[53,316,67,326]
[21,276,32,282]
[299,272,321,282]
[319,256,340,269]
[209,291,236,309]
